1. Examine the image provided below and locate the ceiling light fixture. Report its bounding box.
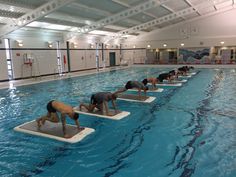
[48,42,53,48]
[16,40,23,47]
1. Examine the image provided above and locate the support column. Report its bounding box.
[96,43,99,71]
[120,44,122,63]
[66,41,71,72]
[102,43,105,68]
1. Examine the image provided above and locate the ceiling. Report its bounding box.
[0,0,235,41]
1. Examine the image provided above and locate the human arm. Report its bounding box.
[138,88,141,99]
[144,89,147,97]
[111,100,119,113]
[152,80,156,89]
[114,87,127,95]
[61,113,70,138]
[103,101,113,116]
[74,119,84,131]
[74,119,80,129]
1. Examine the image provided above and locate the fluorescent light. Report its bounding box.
[181,43,185,46]
[147,44,151,48]
[220,41,225,45]
[88,30,116,36]
[27,21,71,31]
[163,44,167,47]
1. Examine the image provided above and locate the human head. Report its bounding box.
[142,78,148,86]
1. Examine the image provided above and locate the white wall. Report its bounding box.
[70,49,97,71]
[103,49,121,66]
[122,49,146,64]
[11,49,58,79]
[6,33,63,79]
[125,8,236,48]
[0,40,8,81]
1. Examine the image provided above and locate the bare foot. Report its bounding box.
[115,110,121,114]
[64,134,72,139]
[78,127,85,132]
[36,119,41,129]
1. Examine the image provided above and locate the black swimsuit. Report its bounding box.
[90,94,97,104]
[47,100,57,113]
[90,92,112,105]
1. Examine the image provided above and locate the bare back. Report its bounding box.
[51,101,73,115]
[147,78,157,84]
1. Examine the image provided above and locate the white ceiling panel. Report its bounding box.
[198,6,216,14]
[164,0,190,11]
[112,0,144,6]
[145,6,171,17]
[215,0,233,9]
[188,0,209,6]
[75,0,126,13]
[129,13,155,23]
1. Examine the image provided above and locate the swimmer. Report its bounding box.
[178,66,194,75]
[79,92,118,116]
[36,100,82,138]
[157,73,171,82]
[142,78,158,89]
[116,80,148,98]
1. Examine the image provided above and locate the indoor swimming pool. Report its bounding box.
[0,67,235,177]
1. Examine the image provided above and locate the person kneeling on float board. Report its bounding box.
[79,92,118,116]
[116,80,148,98]
[142,78,158,89]
[142,73,172,87]
[36,100,83,138]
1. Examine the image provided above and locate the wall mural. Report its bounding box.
[179,47,210,63]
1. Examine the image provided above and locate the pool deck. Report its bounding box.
[0,66,129,90]
[0,64,235,89]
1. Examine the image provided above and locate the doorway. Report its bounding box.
[109,52,116,66]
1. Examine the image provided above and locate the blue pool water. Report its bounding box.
[0,67,235,177]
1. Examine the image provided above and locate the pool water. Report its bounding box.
[0,67,235,177]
